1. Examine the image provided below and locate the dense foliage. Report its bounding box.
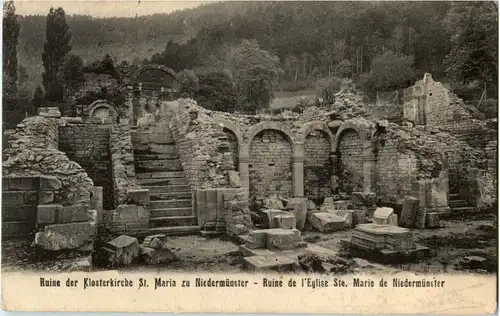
[42,7,72,102]
[9,1,498,116]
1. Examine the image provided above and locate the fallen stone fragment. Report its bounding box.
[425,212,440,228]
[372,207,394,225]
[228,171,241,188]
[400,196,419,228]
[310,213,346,233]
[387,214,398,226]
[140,246,177,265]
[265,229,297,250]
[273,214,296,229]
[106,235,140,265]
[142,234,167,248]
[261,209,288,228]
[35,222,95,251]
[414,207,427,229]
[243,255,295,271]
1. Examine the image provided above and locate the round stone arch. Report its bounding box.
[297,121,335,151]
[241,121,296,157]
[215,119,244,172]
[87,100,119,121]
[214,119,244,145]
[332,121,367,153]
[131,64,177,83]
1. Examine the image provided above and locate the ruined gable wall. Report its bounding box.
[304,131,331,200]
[58,124,113,209]
[3,116,93,206]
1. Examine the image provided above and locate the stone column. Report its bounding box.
[362,142,377,193]
[292,143,305,197]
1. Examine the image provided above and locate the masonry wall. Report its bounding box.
[3,116,94,206]
[58,125,113,209]
[376,140,419,202]
[224,128,239,171]
[337,130,363,193]
[249,130,293,198]
[304,131,332,200]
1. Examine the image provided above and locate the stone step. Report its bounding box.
[134,164,183,173]
[134,160,183,171]
[451,206,476,213]
[142,185,191,193]
[134,144,178,156]
[150,207,193,217]
[150,192,192,201]
[137,177,188,186]
[145,225,201,236]
[149,216,197,228]
[149,199,192,209]
[134,154,180,161]
[136,171,185,179]
[449,200,469,208]
[449,193,460,200]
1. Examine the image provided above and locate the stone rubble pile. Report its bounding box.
[97,233,176,267]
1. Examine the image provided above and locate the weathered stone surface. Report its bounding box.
[387,214,398,226]
[228,171,241,188]
[126,188,150,206]
[143,234,167,248]
[425,212,440,228]
[112,204,150,224]
[266,230,297,250]
[59,204,89,223]
[243,255,295,271]
[262,209,288,229]
[290,198,308,230]
[35,222,96,251]
[414,207,427,229]
[310,213,346,233]
[372,207,394,225]
[273,214,296,230]
[351,192,376,206]
[400,196,419,228]
[39,175,62,191]
[264,196,284,210]
[90,186,104,223]
[227,223,249,236]
[106,235,140,265]
[36,204,62,224]
[65,256,92,272]
[330,209,353,227]
[352,209,366,227]
[140,246,176,265]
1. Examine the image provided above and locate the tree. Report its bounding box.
[227,39,282,112]
[335,59,353,78]
[195,70,237,112]
[3,0,20,96]
[42,7,72,103]
[315,76,342,104]
[444,2,498,98]
[61,54,85,95]
[18,65,29,86]
[358,51,415,98]
[176,69,199,99]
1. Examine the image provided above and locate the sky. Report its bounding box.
[14,0,213,17]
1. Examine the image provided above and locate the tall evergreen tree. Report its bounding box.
[3,0,20,96]
[42,7,72,103]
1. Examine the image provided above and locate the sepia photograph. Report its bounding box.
[1,0,498,313]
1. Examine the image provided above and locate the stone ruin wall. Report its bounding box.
[58,124,114,209]
[3,116,94,206]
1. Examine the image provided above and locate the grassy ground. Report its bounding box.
[270,90,316,110]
